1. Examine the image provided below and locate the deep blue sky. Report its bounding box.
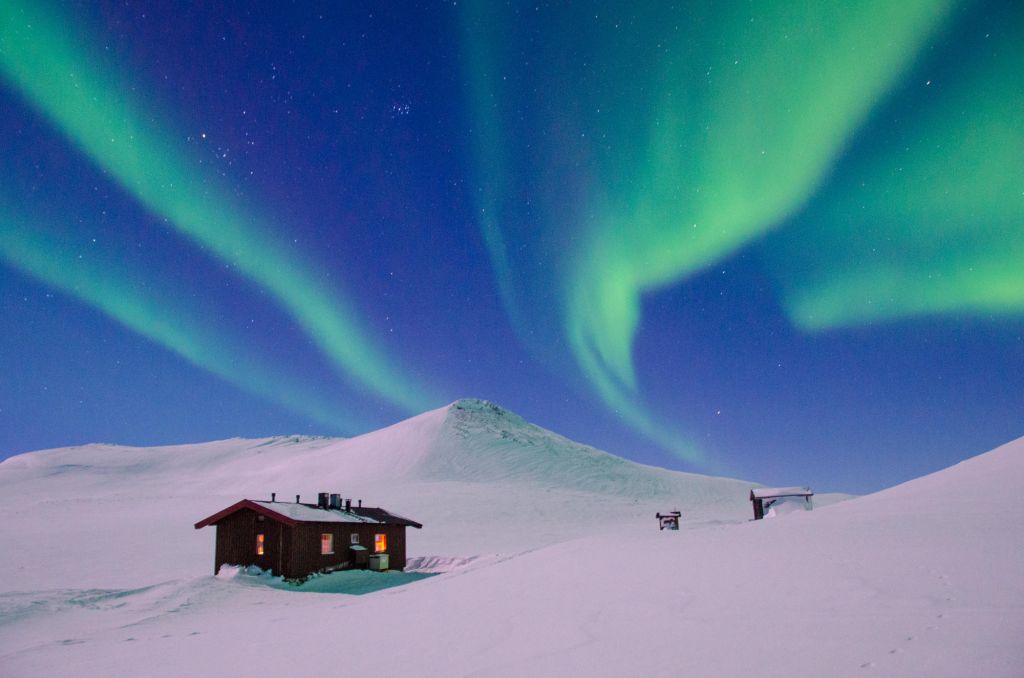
[1,1,1021,494]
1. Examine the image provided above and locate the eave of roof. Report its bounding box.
[350,506,424,529]
[194,499,297,529]
[750,486,814,500]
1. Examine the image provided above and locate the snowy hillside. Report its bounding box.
[1,401,1021,677]
[0,399,763,590]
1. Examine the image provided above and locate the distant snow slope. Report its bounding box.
[0,399,764,590]
[2,401,1019,677]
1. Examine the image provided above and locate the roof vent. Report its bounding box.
[345,499,351,511]
[271,492,276,503]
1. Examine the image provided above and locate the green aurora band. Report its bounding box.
[0,211,359,431]
[462,2,983,463]
[764,16,1024,329]
[0,0,436,415]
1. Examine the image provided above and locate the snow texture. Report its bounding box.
[0,399,1021,677]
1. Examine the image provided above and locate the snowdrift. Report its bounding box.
[1,401,1021,677]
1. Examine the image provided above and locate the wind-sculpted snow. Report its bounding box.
[420,400,750,501]
[1,405,1019,676]
[0,400,760,590]
[0,399,754,501]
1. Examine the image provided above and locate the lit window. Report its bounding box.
[321,533,334,555]
[256,533,265,556]
[350,533,360,545]
[374,533,387,553]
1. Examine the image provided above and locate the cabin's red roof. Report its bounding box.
[194,499,298,529]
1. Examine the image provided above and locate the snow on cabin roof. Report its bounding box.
[194,499,425,530]
[349,506,423,529]
[195,499,381,529]
[750,486,814,499]
[249,500,382,524]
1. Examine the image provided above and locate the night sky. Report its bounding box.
[1,0,1021,494]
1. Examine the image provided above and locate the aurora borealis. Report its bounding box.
[462,1,968,463]
[1,1,1021,492]
[0,0,435,415]
[0,203,362,431]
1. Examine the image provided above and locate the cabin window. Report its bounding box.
[350,533,360,545]
[374,533,387,553]
[321,533,334,555]
[256,533,265,556]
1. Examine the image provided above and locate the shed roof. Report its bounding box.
[750,486,814,500]
[349,506,423,529]
[193,499,422,530]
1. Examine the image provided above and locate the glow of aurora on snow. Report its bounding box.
[460,1,1024,463]
[0,0,435,415]
[0,213,358,430]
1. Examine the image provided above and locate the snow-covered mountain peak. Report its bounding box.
[443,397,570,450]
[409,399,751,501]
[447,397,522,420]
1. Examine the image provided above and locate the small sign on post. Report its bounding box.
[656,511,681,530]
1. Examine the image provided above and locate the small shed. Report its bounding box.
[194,492,422,579]
[749,487,814,520]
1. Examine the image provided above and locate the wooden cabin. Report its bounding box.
[749,487,814,520]
[194,492,423,579]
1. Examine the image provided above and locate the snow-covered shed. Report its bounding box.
[194,492,422,579]
[749,487,814,520]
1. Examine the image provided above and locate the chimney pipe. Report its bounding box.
[358,499,362,508]
[271,492,276,502]
[296,494,300,504]
[330,493,341,510]
[345,499,351,511]
[318,492,329,509]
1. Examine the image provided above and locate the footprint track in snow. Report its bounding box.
[859,570,952,670]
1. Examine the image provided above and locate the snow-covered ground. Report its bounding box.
[1,399,1021,676]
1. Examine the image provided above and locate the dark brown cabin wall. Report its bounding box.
[383,525,407,570]
[286,522,410,577]
[214,509,253,574]
[289,522,359,578]
[343,524,377,557]
[289,523,318,578]
[214,508,286,575]
[357,524,407,570]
